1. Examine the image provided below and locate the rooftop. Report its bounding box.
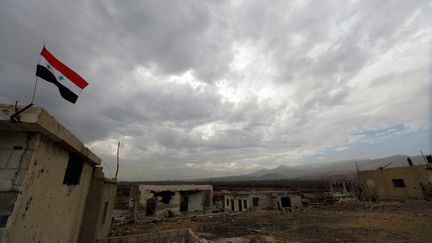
[0,104,101,165]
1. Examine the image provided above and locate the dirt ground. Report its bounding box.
[111,200,432,242]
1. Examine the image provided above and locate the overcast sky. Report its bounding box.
[1,0,431,180]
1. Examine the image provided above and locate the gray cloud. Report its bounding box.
[1,0,431,180]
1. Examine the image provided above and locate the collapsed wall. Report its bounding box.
[132,185,213,218]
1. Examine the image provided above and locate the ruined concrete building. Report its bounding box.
[329,180,359,202]
[358,164,432,200]
[224,191,302,211]
[131,184,213,218]
[329,181,356,195]
[0,104,117,243]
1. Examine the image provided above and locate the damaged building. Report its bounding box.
[224,191,302,212]
[329,180,359,202]
[0,104,117,243]
[132,184,213,218]
[358,164,432,201]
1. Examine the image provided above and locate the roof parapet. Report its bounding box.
[0,104,101,165]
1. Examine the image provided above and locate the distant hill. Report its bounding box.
[199,155,428,182]
[254,172,290,180]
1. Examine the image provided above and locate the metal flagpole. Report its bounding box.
[10,43,45,121]
[31,42,45,104]
[31,76,39,104]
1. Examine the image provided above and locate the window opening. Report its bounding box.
[63,153,84,185]
[392,179,406,188]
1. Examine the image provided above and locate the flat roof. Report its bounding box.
[0,104,101,165]
[358,164,428,174]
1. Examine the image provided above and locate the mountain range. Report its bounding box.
[200,155,428,182]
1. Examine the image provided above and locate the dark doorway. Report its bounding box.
[146,198,156,216]
[238,199,242,212]
[180,192,188,212]
[280,197,291,208]
[230,199,234,211]
[252,197,259,207]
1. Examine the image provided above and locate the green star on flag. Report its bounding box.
[36,47,89,104]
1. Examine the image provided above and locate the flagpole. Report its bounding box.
[10,43,45,121]
[31,42,45,104]
[31,76,39,104]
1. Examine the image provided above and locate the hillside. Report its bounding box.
[204,155,428,182]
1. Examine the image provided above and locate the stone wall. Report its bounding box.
[96,229,205,243]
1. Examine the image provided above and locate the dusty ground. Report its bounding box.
[111,200,432,242]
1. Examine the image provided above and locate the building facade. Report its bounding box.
[224,191,302,212]
[357,164,432,200]
[0,104,116,243]
[133,184,213,218]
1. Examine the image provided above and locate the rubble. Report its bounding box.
[110,200,432,242]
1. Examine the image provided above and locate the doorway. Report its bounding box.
[280,197,291,208]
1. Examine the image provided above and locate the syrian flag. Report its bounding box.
[36,47,89,103]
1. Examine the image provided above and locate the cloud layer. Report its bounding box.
[1,0,431,180]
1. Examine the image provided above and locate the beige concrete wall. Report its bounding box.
[95,181,117,240]
[4,134,93,243]
[251,194,273,209]
[358,165,432,200]
[188,191,204,212]
[225,192,302,211]
[0,131,40,191]
[78,168,117,243]
[286,195,302,208]
[0,104,101,167]
[224,194,250,211]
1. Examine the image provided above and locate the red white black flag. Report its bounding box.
[36,47,89,103]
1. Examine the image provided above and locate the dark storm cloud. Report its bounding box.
[0,0,430,180]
